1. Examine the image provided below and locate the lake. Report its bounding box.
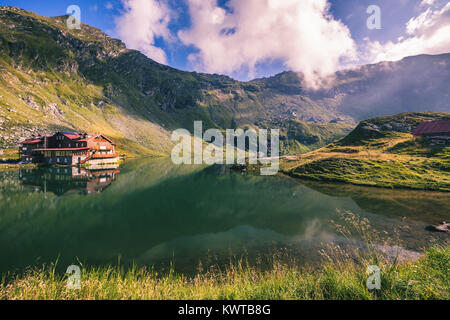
[0,158,449,275]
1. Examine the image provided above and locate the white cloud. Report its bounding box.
[178,0,356,87]
[420,0,435,7]
[105,2,114,10]
[367,2,450,62]
[115,0,173,64]
[113,0,449,85]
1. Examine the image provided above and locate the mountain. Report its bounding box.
[0,6,449,156]
[303,54,450,121]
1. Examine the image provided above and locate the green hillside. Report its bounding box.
[0,7,354,157]
[1,7,449,158]
[282,113,450,191]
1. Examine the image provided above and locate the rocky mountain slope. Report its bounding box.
[0,6,448,156]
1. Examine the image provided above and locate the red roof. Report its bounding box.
[34,148,90,151]
[63,133,81,140]
[20,139,43,144]
[73,134,115,145]
[77,137,94,142]
[412,119,450,135]
[20,132,115,146]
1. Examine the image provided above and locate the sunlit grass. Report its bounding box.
[281,135,450,191]
[0,246,448,300]
[1,211,448,300]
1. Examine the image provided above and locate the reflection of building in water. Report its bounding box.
[19,165,120,196]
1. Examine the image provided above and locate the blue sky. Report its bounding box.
[2,0,449,82]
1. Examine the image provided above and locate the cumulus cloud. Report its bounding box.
[178,0,356,87]
[115,0,173,64]
[420,0,435,7]
[367,1,450,62]
[113,0,449,86]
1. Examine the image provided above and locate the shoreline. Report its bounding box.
[0,163,38,170]
[231,162,450,193]
[1,246,448,300]
[277,171,450,194]
[281,170,450,193]
[3,157,449,193]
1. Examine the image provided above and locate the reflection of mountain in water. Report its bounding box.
[296,179,450,224]
[0,159,448,275]
[19,165,120,196]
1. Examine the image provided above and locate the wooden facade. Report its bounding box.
[19,132,119,165]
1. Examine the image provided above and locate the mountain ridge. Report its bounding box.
[0,6,448,156]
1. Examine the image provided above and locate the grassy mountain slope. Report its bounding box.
[0,7,448,158]
[282,113,450,191]
[0,7,172,156]
[0,7,353,156]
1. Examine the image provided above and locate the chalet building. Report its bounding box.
[19,137,46,163]
[19,132,119,165]
[412,119,450,145]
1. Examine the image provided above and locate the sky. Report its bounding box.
[2,0,450,85]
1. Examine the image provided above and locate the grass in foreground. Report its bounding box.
[1,211,448,300]
[1,246,448,300]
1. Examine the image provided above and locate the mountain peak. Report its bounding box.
[0,7,448,156]
[0,6,25,12]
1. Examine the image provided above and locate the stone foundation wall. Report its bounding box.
[86,157,119,166]
[44,155,89,165]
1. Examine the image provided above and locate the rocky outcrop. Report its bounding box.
[340,112,450,145]
[426,222,450,233]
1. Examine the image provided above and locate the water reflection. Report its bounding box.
[0,158,448,275]
[19,165,120,196]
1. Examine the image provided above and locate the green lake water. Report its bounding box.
[0,158,449,275]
